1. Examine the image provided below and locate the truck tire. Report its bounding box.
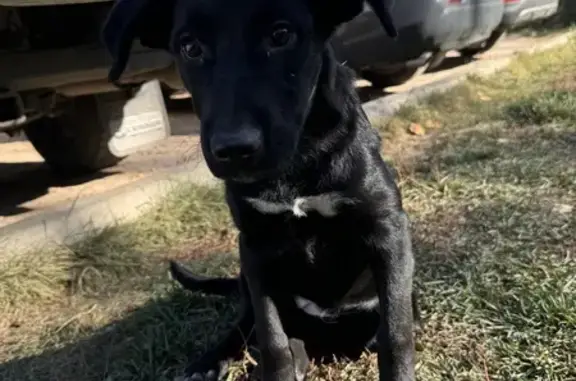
[24,94,123,176]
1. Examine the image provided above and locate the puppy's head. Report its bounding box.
[103,0,396,182]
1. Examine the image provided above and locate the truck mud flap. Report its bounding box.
[95,80,171,157]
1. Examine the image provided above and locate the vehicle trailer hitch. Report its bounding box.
[0,88,27,133]
[0,88,55,135]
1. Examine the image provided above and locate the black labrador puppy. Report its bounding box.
[103,0,417,380]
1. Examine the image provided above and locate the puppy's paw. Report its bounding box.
[253,340,309,381]
[289,338,309,381]
[184,360,229,381]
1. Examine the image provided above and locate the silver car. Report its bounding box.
[331,0,505,88]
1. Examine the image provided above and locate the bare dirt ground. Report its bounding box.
[0,32,566,229]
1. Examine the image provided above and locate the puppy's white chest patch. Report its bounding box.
[245,192,353,218]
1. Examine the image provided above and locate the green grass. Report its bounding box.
[401,121,576,381]
[1,40,576,381]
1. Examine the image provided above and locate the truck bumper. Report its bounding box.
[0,44,177,93]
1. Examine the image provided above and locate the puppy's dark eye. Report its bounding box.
[266,23,296,51]
[180,39,204,62]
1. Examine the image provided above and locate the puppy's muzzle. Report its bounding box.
[210,126,263,163]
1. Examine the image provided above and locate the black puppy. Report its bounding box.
[103,0,417,380]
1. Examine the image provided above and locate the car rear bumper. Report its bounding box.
[331,22,433,71]
[332,0,504,71]
[501,0,559,28]
[425,2,504,51]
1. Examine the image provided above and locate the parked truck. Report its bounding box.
[0,0,183,176]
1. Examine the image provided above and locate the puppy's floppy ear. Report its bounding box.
[102,0,175,83]
[312,0,397,38]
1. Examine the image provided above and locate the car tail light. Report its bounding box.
[448,0,462,4]
[504,0,520,3]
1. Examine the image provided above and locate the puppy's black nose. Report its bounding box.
[210,128,263,162]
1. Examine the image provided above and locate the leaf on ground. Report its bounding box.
[408,123,426,136]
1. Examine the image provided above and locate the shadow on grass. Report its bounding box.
[0,259,241,381]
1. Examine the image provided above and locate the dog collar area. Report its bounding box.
[245,192,355,218]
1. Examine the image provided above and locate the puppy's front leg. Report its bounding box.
[239,236,299,381]
[371,211,416,381]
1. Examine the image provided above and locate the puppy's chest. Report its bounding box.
[242,189,374,273]
[240,190,379,317]
[274,256,378,318]
[265,234,377,317]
